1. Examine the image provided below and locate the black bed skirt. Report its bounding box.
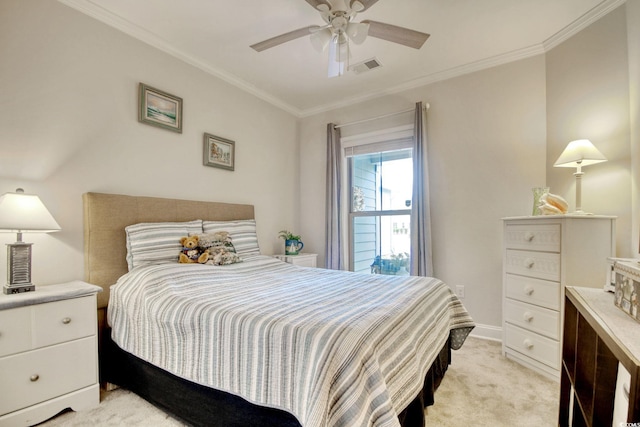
[102,334,451,427]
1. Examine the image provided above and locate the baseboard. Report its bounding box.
[468,323,502,342]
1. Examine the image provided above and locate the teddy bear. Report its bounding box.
[178,235,209,264]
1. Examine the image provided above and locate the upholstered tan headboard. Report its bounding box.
[82,192,255,310]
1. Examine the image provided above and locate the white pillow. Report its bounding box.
[125,220,203,270]
[202,219,260,256]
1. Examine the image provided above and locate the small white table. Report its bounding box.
[0,281,101,426]
[273,253,318,268]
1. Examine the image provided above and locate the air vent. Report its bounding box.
[350,58,382,74]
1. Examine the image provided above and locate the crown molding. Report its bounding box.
[59,0,627,119]
[300,44,546,117]
[57,0,302,117]
[302,0,627,116]
[543,0,627,51]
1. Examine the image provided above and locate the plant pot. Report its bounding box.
[285,239,304,255]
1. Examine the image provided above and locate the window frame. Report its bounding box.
[345,144,413,273]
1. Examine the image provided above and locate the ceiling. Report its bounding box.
[59,0,623,117]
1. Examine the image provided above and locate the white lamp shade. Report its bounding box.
[554,139,607,168]
[0,190,61,233]
[310,28,333,52]
[346,22,369,45]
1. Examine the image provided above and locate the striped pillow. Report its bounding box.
[202,219,260,256]
[125,220,203,270]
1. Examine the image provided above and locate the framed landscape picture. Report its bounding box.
[138,83,183,133]
[203,133,235,171]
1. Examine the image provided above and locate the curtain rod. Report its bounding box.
[334,103,430,129]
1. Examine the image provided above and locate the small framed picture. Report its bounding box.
[203,133,235,171]
[138,83,183,133]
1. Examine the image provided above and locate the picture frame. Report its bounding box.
[138,83,183,133]
[203,133,235,171]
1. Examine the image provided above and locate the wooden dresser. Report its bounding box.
[502,215,616,380]
[560,286,639,426]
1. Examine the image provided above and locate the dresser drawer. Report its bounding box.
[505,250,560,282]
[505,323,560,369]
[32,296,96,348]
[0,336,97,415]
[504,224,560,252]
[0,306,31,357]
[504,274,560,310]
[504,299,560,339]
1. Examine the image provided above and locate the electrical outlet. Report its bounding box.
[456,285,465,299]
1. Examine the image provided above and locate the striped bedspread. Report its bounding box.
[108,255,474,427]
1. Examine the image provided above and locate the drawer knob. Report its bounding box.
[524,258,535,269]
[523,339,534,350]
[524,286,534,296]
[525,232,535,242]
[523,312,534,322]
[62,317,72,325]
[30,374,39,382]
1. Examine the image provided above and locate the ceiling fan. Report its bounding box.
[250,0,430,77]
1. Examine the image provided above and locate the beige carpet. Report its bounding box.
[39,337,558,426]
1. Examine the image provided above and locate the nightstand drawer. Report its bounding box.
[0,306,31,357]
[504,299,559,339]
[505,250,560,282]
[505,323,559,369]
[33,295,96,348]
[0,336,97,415]
[504,224,560,252]
[504,274,560,310]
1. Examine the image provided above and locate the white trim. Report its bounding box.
[57,0,300,117]
[59,0,626,118]
[340,125,414,148]
[543,0,627,51]
[468,323,502,342]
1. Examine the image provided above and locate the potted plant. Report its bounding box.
[278,230,304,255]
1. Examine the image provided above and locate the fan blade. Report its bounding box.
[350,0,379,12]
[327,38,345,78]
[361,20,430,49]
[328,34,349,78]
[250,26,320,52]
[304,0,331,11]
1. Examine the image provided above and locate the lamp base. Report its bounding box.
[3,283,36,294]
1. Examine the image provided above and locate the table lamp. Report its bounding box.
[553,139,607,214]
[0,188,61,294]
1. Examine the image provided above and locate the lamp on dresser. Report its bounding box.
[553,139,607,214]
[0,188,60,294]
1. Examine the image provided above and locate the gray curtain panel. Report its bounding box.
[410,102,434,276]
[325,123,344,270]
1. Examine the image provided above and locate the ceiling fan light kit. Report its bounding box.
[250,0,429,77]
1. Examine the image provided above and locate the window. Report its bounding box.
[349,149,412,275]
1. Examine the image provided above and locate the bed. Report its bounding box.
[83,192,474,427]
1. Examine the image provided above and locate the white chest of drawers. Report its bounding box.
[0,281,101,426]
[502,215,616,380]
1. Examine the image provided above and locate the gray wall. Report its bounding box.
[546,5,632,256]
[0,0,299,285]
[299,55,548,337]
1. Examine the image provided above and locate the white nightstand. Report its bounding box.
[274,253,318,268]
[0,281,101,427]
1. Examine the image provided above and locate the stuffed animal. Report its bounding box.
[179,235,209,264]
[208,246,242,265]
[197,231,233,250]
[194,231,242,265]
